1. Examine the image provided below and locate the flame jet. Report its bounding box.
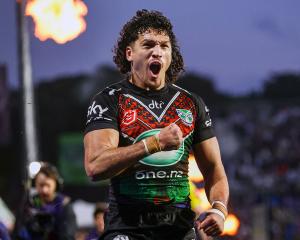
[26,0,88,44]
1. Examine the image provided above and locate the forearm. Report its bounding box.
[204,164,229,206]
[197,168,229,237]
[86,140,147,180]
[193,138,229,206]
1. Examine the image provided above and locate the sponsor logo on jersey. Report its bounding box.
[123,92,180,122]
[87,101,108,118]
[122,110,137,125]
[135,170,183,180]
[134,129,184,167]
[112,235,129,240]
[176,109,193,126]
[148,100,164,109]
[205,119,212,127]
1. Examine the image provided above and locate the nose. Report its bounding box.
[152,45,162,58]
[42,186,49,194]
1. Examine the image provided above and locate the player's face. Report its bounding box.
[126,29,172,90]
[35,173,57,203]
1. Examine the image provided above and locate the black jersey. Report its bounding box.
[85,80,214,206]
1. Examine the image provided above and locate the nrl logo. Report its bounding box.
[122,110,137,125]
[176,109,193,126]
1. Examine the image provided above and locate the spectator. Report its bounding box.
[85,203,108,240]
[18,162,77,240]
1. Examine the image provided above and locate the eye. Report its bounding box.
[143,43,152,48]
[142,41,155,48]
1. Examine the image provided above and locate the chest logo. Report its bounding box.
[176,109,193,126]
[148,100,164,109]
[122,110,137,125]
[134,129,184,167]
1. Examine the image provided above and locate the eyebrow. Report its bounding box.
[141,39,171,45]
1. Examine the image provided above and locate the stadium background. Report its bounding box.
[0,1,299,239]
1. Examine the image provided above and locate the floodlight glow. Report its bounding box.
[28,161,41,178]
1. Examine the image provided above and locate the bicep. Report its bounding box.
[84,129,119,168]
[192,137,222,175]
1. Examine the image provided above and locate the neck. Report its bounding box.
[129,74,165,91]
[41,193,57,204]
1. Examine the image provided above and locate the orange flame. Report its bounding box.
[223,214,240,236]
[25,0,88,44]
[188,154,204,182]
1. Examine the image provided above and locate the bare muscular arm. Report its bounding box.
[84,124,182,181]
[193,137,229,205]
[84,129,146,180]
[193,137,229,236]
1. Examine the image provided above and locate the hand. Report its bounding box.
[196,212,224,237]
[158,124,183,151]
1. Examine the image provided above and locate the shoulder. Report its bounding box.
[94,80,126,97]
[88,81,125,112]
[170,84,204,104]
[170,83,192,95]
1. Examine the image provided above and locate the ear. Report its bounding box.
[126,46,133,61]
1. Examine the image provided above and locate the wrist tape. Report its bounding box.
[207,208,226,221]
[142,134,161,155]
[211,200,228,220]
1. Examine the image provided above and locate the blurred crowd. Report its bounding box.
[215,101,300,240]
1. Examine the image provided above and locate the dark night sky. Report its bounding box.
[0,0,299,94]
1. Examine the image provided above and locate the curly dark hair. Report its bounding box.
[113,9,184,83]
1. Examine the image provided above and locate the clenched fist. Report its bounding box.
[196,212,225,237]
[158,124,183,151]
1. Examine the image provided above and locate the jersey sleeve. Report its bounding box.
[84,88,119,135]
[192,94,215,145]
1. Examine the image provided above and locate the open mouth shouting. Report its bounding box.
[149,61,162,77]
